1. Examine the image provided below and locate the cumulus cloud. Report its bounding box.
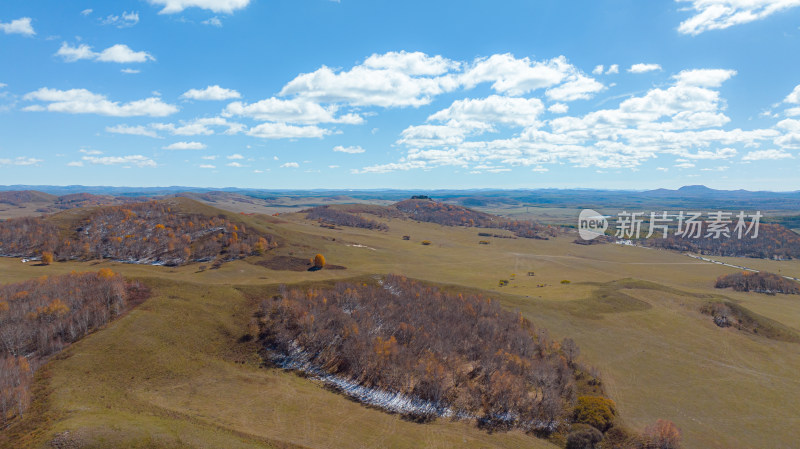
[0,17,35,36]
[181,85,241,101]
[280,162,300,168]
[148,0,250,14]
[673,68,737,87]
[224,97,361,124]
[677,0,800,35]
[57,42,155,63]
[121,68,141,74]
[460,54,573,96]
[23,88,178,117]
[548,103,569,114]
[227,153,244,159]
[247,122,330,139]
[369,63,794,174]
[106,124,159,137]
[428,95,545,128]
[81,155,156,167]
[102,11,139,28]
[742,149,794,160]
[628,63,662,73]
[151,117,244,135]
[163,141,206,150]
[362,51,460,76]
[785,84,800,104]
[333,145,366,154]
[0,157,42,166]
[202,17,223,26]
[592,65,604,75]
[280,55,459,108]
[199,164,216,168]
[606,64,620,74]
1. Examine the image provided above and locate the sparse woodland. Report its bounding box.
[304,206,389,231]
[0,201,276,265]
[259,275,579,431]
[715,271,800,295]
[644,222,800,259]
[0,270,149,424]
[394,199,557,239]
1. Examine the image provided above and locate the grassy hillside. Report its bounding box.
[3,202,800,448]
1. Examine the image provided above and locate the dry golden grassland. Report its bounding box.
[2,203,800,448]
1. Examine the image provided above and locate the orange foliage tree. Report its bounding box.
[313,253,326,269]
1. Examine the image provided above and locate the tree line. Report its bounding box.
[394,199,557,239]
[0,270,149,424]
[0,201,276,266]
[644,222,800,259]
[303,206,389,231]
[715,271,800,295]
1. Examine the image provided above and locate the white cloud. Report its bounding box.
[121,68,141,74]
[0,17,35,36]
[98,44,155,63]
[148,0,251,14]
[163,141,206,150]
[24,88,178,117]
[374,63,789,173]
[280,162,299,168]
[226,161,246,167]
[545,74,605,101]
[785,85,800,104]
[82,155,156,167]
[151,117,244,136]
[333,145,366,154]
[106,124,159,138]
[57,42,155,63]
[79,149,102,155]
[592,65,604,75]
[67,161,84,167]
[628,63,662,73]
[0,157,42,166]
[202,17,223,27]
[182,85,241,101]
[247,122,330,139]
[280,60,457,107]
[227,153,244,159]
[428,95,545,128]
[199,164,216,168]
[201,155,217,160]
[742,149,794,160]
[548,103,569,114]
[362,51,459,76]
[81,9,93,16]
[677,0,800,35]
[674,68,737,87]
[102,11,139,28]
[606,64,619,74]
[460,54,573,96]
[225,97,361,124]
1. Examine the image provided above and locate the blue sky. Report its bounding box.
[2,0,800,190]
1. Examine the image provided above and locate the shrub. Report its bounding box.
[561,279,571,284]
[566,426,603,449]
[421,240,432,245]
[40,251,53,265]
[573,396,616,431]
[479,240,490,245]
[637,419,681,449]
[402,235,410,240]
[498,279,509,287]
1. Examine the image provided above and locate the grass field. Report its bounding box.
[3,205,800,448]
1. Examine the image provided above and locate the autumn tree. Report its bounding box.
[573,396,617,431]
[313,253,326,269]
[40,251,53,265]
[638,420,682,449]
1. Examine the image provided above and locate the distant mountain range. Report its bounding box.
[2,184,800,211]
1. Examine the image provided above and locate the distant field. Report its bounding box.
[3,206,800,448]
